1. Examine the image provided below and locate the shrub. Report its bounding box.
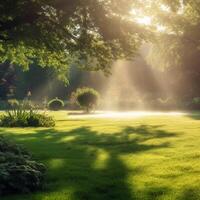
[188,97,200,110]
[74,87,99,112]
[0,136,46,195]
[48,98,64,110]
[27,113,55,127]
[192,97,200,105]
[0,111,55,127]
[0,101,55,127]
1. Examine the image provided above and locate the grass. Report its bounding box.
[1,111,200,200]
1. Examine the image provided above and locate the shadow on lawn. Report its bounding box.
[1,125,179,200]
[67,112,97,116]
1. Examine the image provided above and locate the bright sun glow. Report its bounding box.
[131,9,152,26]
[160,4,170,12]
[131,8,168,33]
[136,16,152,26]
[157,25,166,32]
[69,111,186,119]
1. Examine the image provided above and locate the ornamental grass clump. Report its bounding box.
[0,100,55,127]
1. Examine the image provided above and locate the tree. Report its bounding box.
[134,0,200,67]
[0,0,147,81]
[74,87,99,112]
[130,0,200,100]
[0,62,16,100]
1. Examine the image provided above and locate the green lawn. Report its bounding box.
[1,111,200,200]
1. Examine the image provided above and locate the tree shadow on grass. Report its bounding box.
[0,125,179,200]
[177,187,200,200]
[67,112,97,116]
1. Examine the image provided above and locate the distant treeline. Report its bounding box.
[1,54,200,106]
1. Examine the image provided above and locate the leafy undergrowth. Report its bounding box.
[0,136,46,196]
[1,111,200,200]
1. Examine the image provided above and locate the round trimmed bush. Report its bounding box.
[74,87,99,112]
[48,98,64,110]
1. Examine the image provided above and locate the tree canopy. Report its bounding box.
[1,0,200,82]
[0,0,148,81]
[139,0,200,69]
[137,0,200,99]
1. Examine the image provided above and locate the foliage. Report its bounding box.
[48,98,64,111]
[0,136,46,195]
[14,64,69,100]
[74,87,99,112]
[27,113,55,127]
[130,0,200,100]
[0,0,147,81]
[0,110,55,127]
[1,100,37,110]
[0,101,55,127]
[131,0,200,72]
[192,97,200,105]
[147,1,200,68]
[0,62,16,100]
[188,97,200,110]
